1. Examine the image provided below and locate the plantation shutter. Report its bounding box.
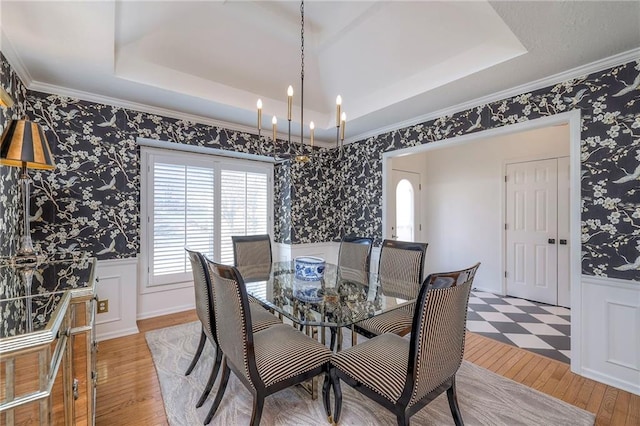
[220,169,269,264]
[143,147,272,288]
[151,162,215,285]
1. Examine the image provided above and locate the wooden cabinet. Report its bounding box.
[0,256,96,425]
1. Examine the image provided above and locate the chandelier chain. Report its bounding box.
[300,0,305,149]
[300,1,304,81]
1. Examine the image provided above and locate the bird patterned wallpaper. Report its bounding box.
[0,51,638,281]
[0,54,27,258]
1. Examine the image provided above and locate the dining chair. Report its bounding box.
[204,259,333,425]
[325,235,373,350]
[351,239,428,345]
[328,263,481,426]
[231,233,280,314]
[232,234,272,266]
[337,235,373,284]
[184,248,281,409]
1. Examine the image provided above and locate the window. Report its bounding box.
[219,169,269,264]
[141,147,273,288]
[396,179,414,242]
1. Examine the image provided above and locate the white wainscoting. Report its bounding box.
[275,242,381,271]
[137,262,195,320]
[580,275,640,396]
[274,242,341,264]
[95,257,139,341]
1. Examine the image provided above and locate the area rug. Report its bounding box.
[146,321,595,425]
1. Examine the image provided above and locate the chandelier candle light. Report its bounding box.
[256,0,346,162]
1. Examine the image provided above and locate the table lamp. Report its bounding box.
[0,119,55,260]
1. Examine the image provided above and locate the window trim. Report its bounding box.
[139,145,274,294]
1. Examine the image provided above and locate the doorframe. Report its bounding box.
[381,109,582,373]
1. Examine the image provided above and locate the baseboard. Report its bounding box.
[471,285,504,296]
[581,367,640,396]
[95,326,140,342]
[136,303,195,320]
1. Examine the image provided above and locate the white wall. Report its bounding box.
[391,124,569,293]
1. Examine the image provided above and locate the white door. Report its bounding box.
[506,158,559,305]
[388,170,420,242]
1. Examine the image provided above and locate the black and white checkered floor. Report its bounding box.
[467,290,571,364]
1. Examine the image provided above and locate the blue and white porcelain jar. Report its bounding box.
[294,256,326,282]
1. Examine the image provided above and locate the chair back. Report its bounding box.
[337,236,373,284]
[185,248,217,344]
[404,263,480,407]
[377,239,428,299]
[232,234,272,266]
[206,259,258,388]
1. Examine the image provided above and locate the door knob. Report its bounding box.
[548,238,556,244]
[559,239,567,245]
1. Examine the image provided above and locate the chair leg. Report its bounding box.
[329,327,337,352]
[351,327,357,347]
[330,368,342,424]
[249,394,265,426]
[185,328,206,375]
[204,358,230,425]
[446,377,464,426]
[322,373,331,422]
[396,413,409,426]
[196,346,222,408]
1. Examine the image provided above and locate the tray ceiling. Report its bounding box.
[1,1,639,144]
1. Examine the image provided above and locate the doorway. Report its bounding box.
[382,111,581,370]
[505,157,570,307]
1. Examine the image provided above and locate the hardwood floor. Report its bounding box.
[95,310,638,426]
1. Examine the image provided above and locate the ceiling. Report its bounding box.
[1,1,639,146]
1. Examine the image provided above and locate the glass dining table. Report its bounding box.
[237,261,415,352]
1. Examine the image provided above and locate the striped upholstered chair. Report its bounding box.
[232,234,272,268]
[337,235,373,284]
[352,239,427,345]
[231,234,278,312]
[328,263,480,426]
[205,260,334,426]
[183,248,280,409]
[324,235,373,350]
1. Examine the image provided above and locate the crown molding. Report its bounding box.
[7,40,638,149]
[346,47,640,144]
[28,80,261,133]
[1,32,33,88]
[24,81,335,149]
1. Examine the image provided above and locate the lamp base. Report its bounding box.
[17,235,36,255]
[13,253,39,266]
[14,235,39,265]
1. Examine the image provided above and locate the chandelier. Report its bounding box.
[256,0,346,162]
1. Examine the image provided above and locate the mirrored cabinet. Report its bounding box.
[0,254,97,425]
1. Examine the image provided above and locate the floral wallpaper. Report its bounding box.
[338,60,640,281]
[18,88,317,259]
[0,51,638,281]
[0,52,27,258]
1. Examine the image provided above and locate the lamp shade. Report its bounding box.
[0,119,55,170]
[0,87,14,108]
